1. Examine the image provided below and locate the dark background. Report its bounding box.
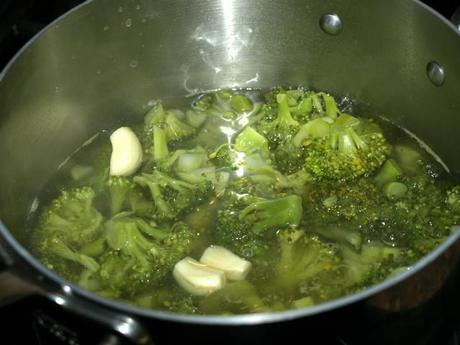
[0,0,458,69]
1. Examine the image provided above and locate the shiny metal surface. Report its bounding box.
[319,13,343,35]
[1,0,460,238]
[1,0,460,343]
[427,60,446,86]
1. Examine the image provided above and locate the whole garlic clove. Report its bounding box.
[200,245,252,281]
[173,257,226,296]
[110,127,143,176]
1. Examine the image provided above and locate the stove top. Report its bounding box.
[1,1,460,344]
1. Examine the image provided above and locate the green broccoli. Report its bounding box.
[107,176,137,215]
[80,216,199,297]
[215,180,303,260]
[35,187,103,248]
[200,281,268,315]
[43,237,100,272]
[134,170,211,222]
[304,114,390,181]
[340,242,402,286]
[271,230,341,295]
[191,90,254,120]
[257,93,300,147]
[143,103,196,154]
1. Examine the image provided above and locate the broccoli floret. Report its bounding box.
[373,159,402,187]
[172,146,217,184]
[447,186,460,210]
[144,103,196,154]
[340,242,401,286]
[192,90,254,120]
[272,231,341,294]
[304,114,390,181]
[35,187,103,249]
[80,217,199,297]
[134,288,198,314]
[257,93,300,148]
[234,126,270,157]
[107,176,137,215]
[134,170,211,222]
[200,280,267,315]
[238,195,302,233]
[215,182,303,260]
[303,178,384,228]
[43,237,100,272]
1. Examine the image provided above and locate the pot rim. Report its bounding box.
[1,0,460,326]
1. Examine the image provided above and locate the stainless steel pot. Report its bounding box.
[1,1,460,344]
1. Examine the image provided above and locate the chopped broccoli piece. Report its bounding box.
[35,187,103,248]
[134,170,211,222]
[374,159,402,187]
[257,92,300,147]
[234,126,270,157]
[107,176,136,215]
[144,103,196,155]
[272,231,341,294]
[46,237,100,272]
[304,115,390,181]
[215,181,303,260]
[81,217,199,297]
[200,281,267,314]
[238,195,302,233]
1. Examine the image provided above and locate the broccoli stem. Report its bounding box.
[231,95,253,113]
[293,118,331,147]
[296,97,313,114]
[153,126,169,162]
[374,159,402,187]
[319,93,339,119]
[383,182,407,200]
[49,239,100,272]
[311,93,324,113]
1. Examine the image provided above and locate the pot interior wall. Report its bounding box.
[1,0,460,243]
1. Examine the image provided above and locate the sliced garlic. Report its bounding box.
[173,257,226,296]
[200,245,252,281]
[109,127,143,176]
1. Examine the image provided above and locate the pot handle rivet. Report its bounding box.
[319,13,343,35]
[426,61,445,87]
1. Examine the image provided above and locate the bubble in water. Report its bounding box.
[135,4,141,10]
[129,60,138,68]
[118,6,123,13]
[103,25,109,31]
[141,18,147,23]
[125,18,132,27]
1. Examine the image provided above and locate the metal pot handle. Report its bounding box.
[46,292,154,345]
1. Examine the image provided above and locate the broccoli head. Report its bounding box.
[143,103,196,155]
[303,114,390,181]
[134,170,212,222]
[35,186,103,248]
[215,180,303,260]
[271,230,341,295]
[256,93,300,148]
[80,216,199,297]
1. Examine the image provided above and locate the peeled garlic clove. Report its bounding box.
[110,127,143,176]
[173,257,226,296]
[200,245,252,281]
